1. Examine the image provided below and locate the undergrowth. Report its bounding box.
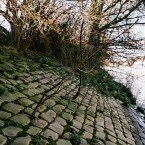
[90,69,136,107]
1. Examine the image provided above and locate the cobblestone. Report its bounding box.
[0,47,144,145]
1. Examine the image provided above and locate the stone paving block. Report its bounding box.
[106,141,116,145]
[82,131,93,139]
[11,135,31,145]
[0,134,7,145]
[41,110,56,122]
[96,130,105,141]
[11,114,30,126]
[29,88,41,95]
[55,117,66,126]
[30,95,42,103]
[22,90,35,97]
[14,92,27,98]
[75,116,84,123]
[114,124,122,131]
[83,125,94,134]
[0,111,11,119]
[126,138,136,145]
[125,133,134,141]
[85,119,94,126]
[117,133,127,142]
[96,116,104,127]
[56,139,72,145]
[106,129,116,137]
[24,108,38,116]
[80,139,90,145]
[18,98,34,106]
[0,120,4,126]
[3,102,24,114]
[62,112,73,121]
[59,99,68,106]
[27,126,42,135]
[28,82,39,89]
[0,100,4,106]
[73,120,83,129]
[118,139,127,145]
[108,135,117,143]
[41,129,59,140]
[0,93,17,102]
[44,99,56,108]
[2,126,22,137]
[53,105,65,114]
[87,115,94,122]
[49,122,64,135]
[33,119,48,128]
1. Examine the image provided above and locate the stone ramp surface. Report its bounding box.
[0,46,144,145]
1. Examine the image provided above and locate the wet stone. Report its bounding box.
[11,114,30,126]
[27,126,42,135]
[56,139,72,145]
[0,135,7,145]
[41,129,59,140]
[3,103,24,114]
[2,126,22,137]
[11,135,31,145]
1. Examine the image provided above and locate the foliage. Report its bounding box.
[5,120,23,128]
[87,137,98,145]
[31,135,42,145]
[91,69,136,107]
[0,85,7,95]
[69,133,81,145]
[137,107,145,114]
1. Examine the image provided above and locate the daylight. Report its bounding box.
[0,0,145,145]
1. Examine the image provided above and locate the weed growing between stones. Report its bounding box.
[31,135,41,145]
[0,85,7,95]
[5,120,23,128]
[87,137,98,145]
[69,133,81,145]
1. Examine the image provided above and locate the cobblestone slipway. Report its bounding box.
[0,46,145,145]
